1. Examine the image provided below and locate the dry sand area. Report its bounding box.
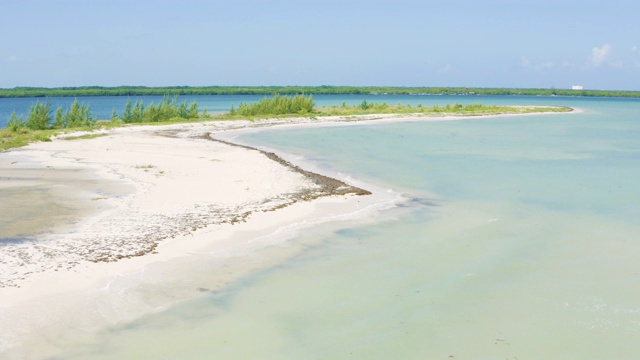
[0,111,572,305]
[0,119,384,307]
[0,119,395,357]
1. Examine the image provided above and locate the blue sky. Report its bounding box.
[1,0,639,90]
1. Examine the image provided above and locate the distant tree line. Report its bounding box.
[1,86,639,98]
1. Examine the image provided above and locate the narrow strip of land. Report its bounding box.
[0,85,637,98]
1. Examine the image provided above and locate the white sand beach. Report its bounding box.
[0,115,401,358]
[0,110,574,358]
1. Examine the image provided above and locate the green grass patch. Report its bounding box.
[0,128,61,151]
[134,164,156,172]
[62,133,108,141]
[0,117,213,151]
[33,133,52,142]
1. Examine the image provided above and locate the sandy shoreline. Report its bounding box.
[0,110,573,357]
[0,124,381,296]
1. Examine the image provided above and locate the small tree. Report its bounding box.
[178,102,189,118]
[62,99,94,128]
[143,103,159,122]
[65,99,81,127]
[187,102,199,118]
[53,107,65,129]
[122,99,133,123]
[110,108,119,123]
[7,111,24,132]
[25,101,52,130]
[132,100,144,122]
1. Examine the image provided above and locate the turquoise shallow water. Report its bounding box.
[25,97,640,358]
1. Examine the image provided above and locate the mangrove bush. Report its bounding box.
[232,94,315,117]
[118,96,202,123]
[1,86,639,99]
[25,101,53,130]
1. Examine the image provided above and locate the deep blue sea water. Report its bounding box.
[4,95,640,359]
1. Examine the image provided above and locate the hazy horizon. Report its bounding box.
[0,84,636,91]
[1,0,639,91]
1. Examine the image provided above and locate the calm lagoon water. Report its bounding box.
[7,96,640,358]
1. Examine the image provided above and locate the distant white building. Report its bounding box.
[572,85,584,90]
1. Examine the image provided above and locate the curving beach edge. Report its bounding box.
[0,109,574,358]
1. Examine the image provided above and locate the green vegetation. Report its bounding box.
[1,96,206,151]
[1,94,571,152]
[7,99,97,131]
[117,96,202,123]
[7,112,24,132]
[315,101,571,117]
[61,133,108,141]
[1,86,639,98]
[25,101,53,130]
[64,100,93,127]
[55,99,95,129]
[134,164,158,173]
[227,94,314,118]
[0,127,59,151]
[4,96,204,133]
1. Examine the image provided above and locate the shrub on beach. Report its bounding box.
[52,99,96,129]
[25,101,53,130]
[7,111,25,133]
[233,94,315,117]
[3,95,204,133]
[118,96,202,123]
[21,99,96,130]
